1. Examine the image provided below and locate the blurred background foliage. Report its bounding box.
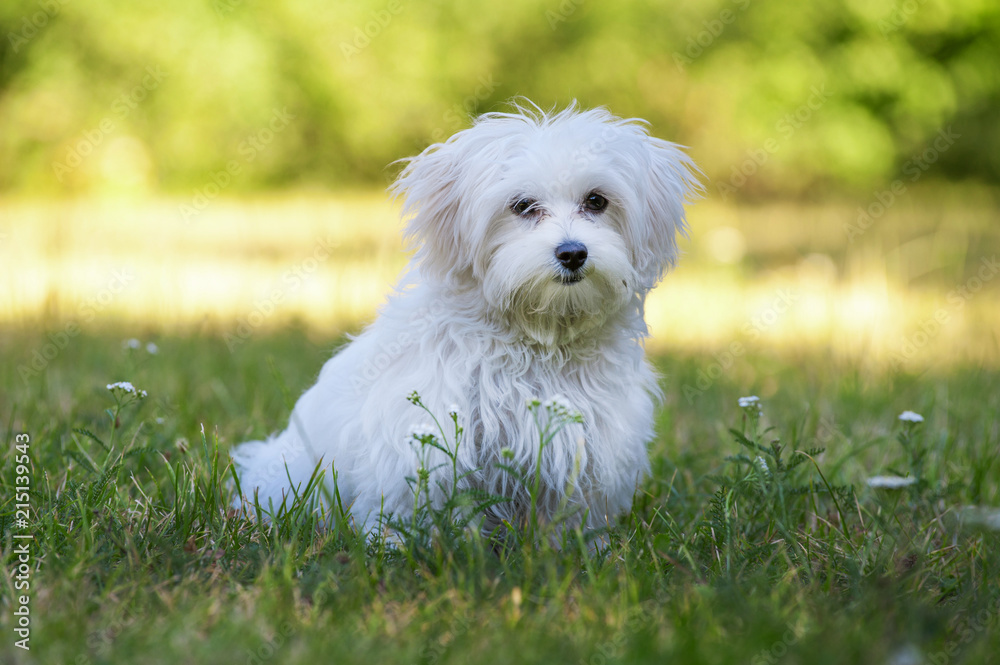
[1,0,999,199]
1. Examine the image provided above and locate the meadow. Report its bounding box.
[1,192,999,664]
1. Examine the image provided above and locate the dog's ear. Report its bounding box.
[626,137,703,287]
[390,130,490,284]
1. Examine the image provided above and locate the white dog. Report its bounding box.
[231,102,700,539]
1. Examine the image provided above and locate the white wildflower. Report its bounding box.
[146,342,159,354]
[447,404,461,418]
[738,395,760,408]
[755,456,770,475]
[526,396,541,409]
[898,411,924,423]
[106,381,148,398]
[408,423,437,441]
[543,394,576,416]
[124,338,141,349]
[867,475,917,489]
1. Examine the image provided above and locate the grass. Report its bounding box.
[1,324,998,664]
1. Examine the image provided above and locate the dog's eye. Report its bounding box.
[511,198,537,216]
[583,192,608,212]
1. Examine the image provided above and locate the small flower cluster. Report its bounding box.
[738,395,763,416]
[106,381,148,398]
[898,410,924,423]
[408,423,438,442]
[528,394,583,419]
[124,338,158,354]
[543,394,577,416]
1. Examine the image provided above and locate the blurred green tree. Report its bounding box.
[1,0,997,198]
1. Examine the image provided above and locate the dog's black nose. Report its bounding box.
[555,242,588,272]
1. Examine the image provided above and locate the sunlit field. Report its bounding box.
[4,186,999,371]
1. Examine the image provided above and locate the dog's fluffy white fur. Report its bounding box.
[231,103,700,537]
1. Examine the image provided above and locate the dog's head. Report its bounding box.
[391,102,702,346]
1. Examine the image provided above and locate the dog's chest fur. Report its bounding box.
[347,283,658,529]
